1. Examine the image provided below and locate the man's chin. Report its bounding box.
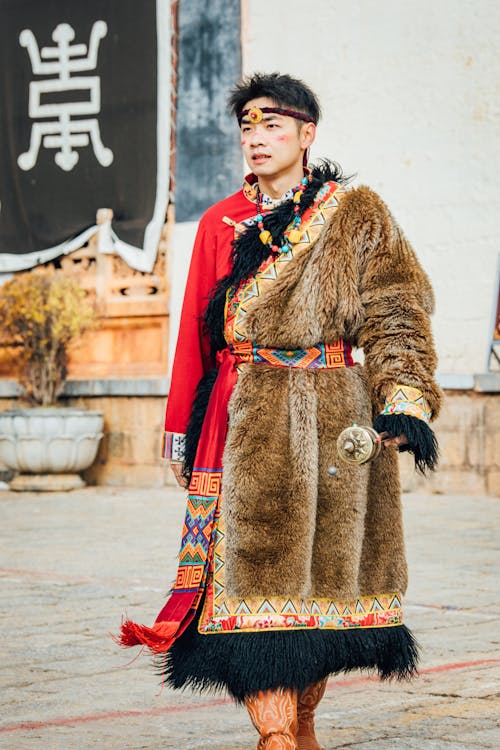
[250,160,276,175]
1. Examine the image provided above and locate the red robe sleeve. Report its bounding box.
[162,208,234,461]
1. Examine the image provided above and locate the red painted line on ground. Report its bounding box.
[0,698,231,733]
[1,659,498,734]
[324,659,500,690]
[418,659,500,675]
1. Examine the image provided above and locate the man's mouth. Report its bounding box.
[252,153,271,163]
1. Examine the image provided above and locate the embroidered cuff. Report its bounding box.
[381,384,432,424]
[162,431,186,462]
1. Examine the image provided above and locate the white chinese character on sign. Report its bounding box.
[18,21,113,172]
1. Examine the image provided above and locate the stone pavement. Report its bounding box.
[0,485,498,750]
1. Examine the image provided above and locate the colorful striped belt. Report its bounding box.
[229,340,354,369]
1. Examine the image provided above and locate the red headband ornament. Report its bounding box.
[238,106,316,125]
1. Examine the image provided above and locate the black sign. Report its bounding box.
[0,0,169,272]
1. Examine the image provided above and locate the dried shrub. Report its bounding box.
[0,269,96,406]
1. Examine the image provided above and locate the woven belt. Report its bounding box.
[229,340,354,369]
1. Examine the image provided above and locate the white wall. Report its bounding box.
[168,222,198,378]
[242,0,500,376]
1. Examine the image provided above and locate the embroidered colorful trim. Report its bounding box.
[175,468,221,592]
[199,586,404,634]
[198,509,403,634]
[230,340,354,370]
[381,384,432,424]
[162,431,186,462]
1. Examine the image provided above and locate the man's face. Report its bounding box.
[240,96,315,179]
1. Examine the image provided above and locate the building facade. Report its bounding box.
[1,0,499,494]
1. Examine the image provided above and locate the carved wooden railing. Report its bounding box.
[0,208,171,381]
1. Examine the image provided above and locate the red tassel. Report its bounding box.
[112,619,178,653]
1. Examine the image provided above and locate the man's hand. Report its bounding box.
[380,431,408,449]
[170,462,189,488]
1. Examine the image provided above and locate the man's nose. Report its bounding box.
[249,126,266,146]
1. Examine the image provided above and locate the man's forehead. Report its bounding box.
[243,97,276,110]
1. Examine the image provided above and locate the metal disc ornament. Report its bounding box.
[336,423,382,465]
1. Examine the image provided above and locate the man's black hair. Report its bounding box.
[228,72,321,124]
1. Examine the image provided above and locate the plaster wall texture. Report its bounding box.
[168,221,198,377]
[241,0,500,376]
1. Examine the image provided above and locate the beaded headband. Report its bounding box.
[238,106,316,126]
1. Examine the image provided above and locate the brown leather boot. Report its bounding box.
[245,688,299,750]
[295,678,328,750]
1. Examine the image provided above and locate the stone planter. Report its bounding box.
[0,408,104,491]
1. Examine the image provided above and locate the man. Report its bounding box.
[118,73,441,750]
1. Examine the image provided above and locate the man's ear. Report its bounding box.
[300,122,316,150]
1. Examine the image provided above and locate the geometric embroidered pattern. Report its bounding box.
[161,431,186,461]
[229,340,353,370]
[175,564,204,591]
[198,504,404,634]
[382,384,432,424]
[181,498,213,557]
[173,468,221,594]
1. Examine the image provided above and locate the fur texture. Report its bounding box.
[164,183,440,695]
[357,443,408,596]
[220,185,441,601]
[373,413,439,474]
[158,615,420,701]
[223,367,318,597]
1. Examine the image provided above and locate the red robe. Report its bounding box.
[116,181,264,653]
[164,183,257,438]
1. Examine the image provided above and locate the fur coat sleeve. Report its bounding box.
[354,187,442,419]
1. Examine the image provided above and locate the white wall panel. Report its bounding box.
[242,0,500,375]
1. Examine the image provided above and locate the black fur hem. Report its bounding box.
[373,413,439,474]
[182,369,218,485]
[155,621,419,702]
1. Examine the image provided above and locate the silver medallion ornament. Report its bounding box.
[336,423,382,465]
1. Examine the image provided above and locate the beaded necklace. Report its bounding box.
[255,173,313,254]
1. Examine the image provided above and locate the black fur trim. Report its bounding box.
[181,369,218,485]
[204,160,353,356]
[373,413,439,474]
[156,617,419,702]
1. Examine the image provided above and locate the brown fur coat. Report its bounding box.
[222,186,442,602]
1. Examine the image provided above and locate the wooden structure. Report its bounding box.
[66,210,170,379]
[0,209,171,382]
